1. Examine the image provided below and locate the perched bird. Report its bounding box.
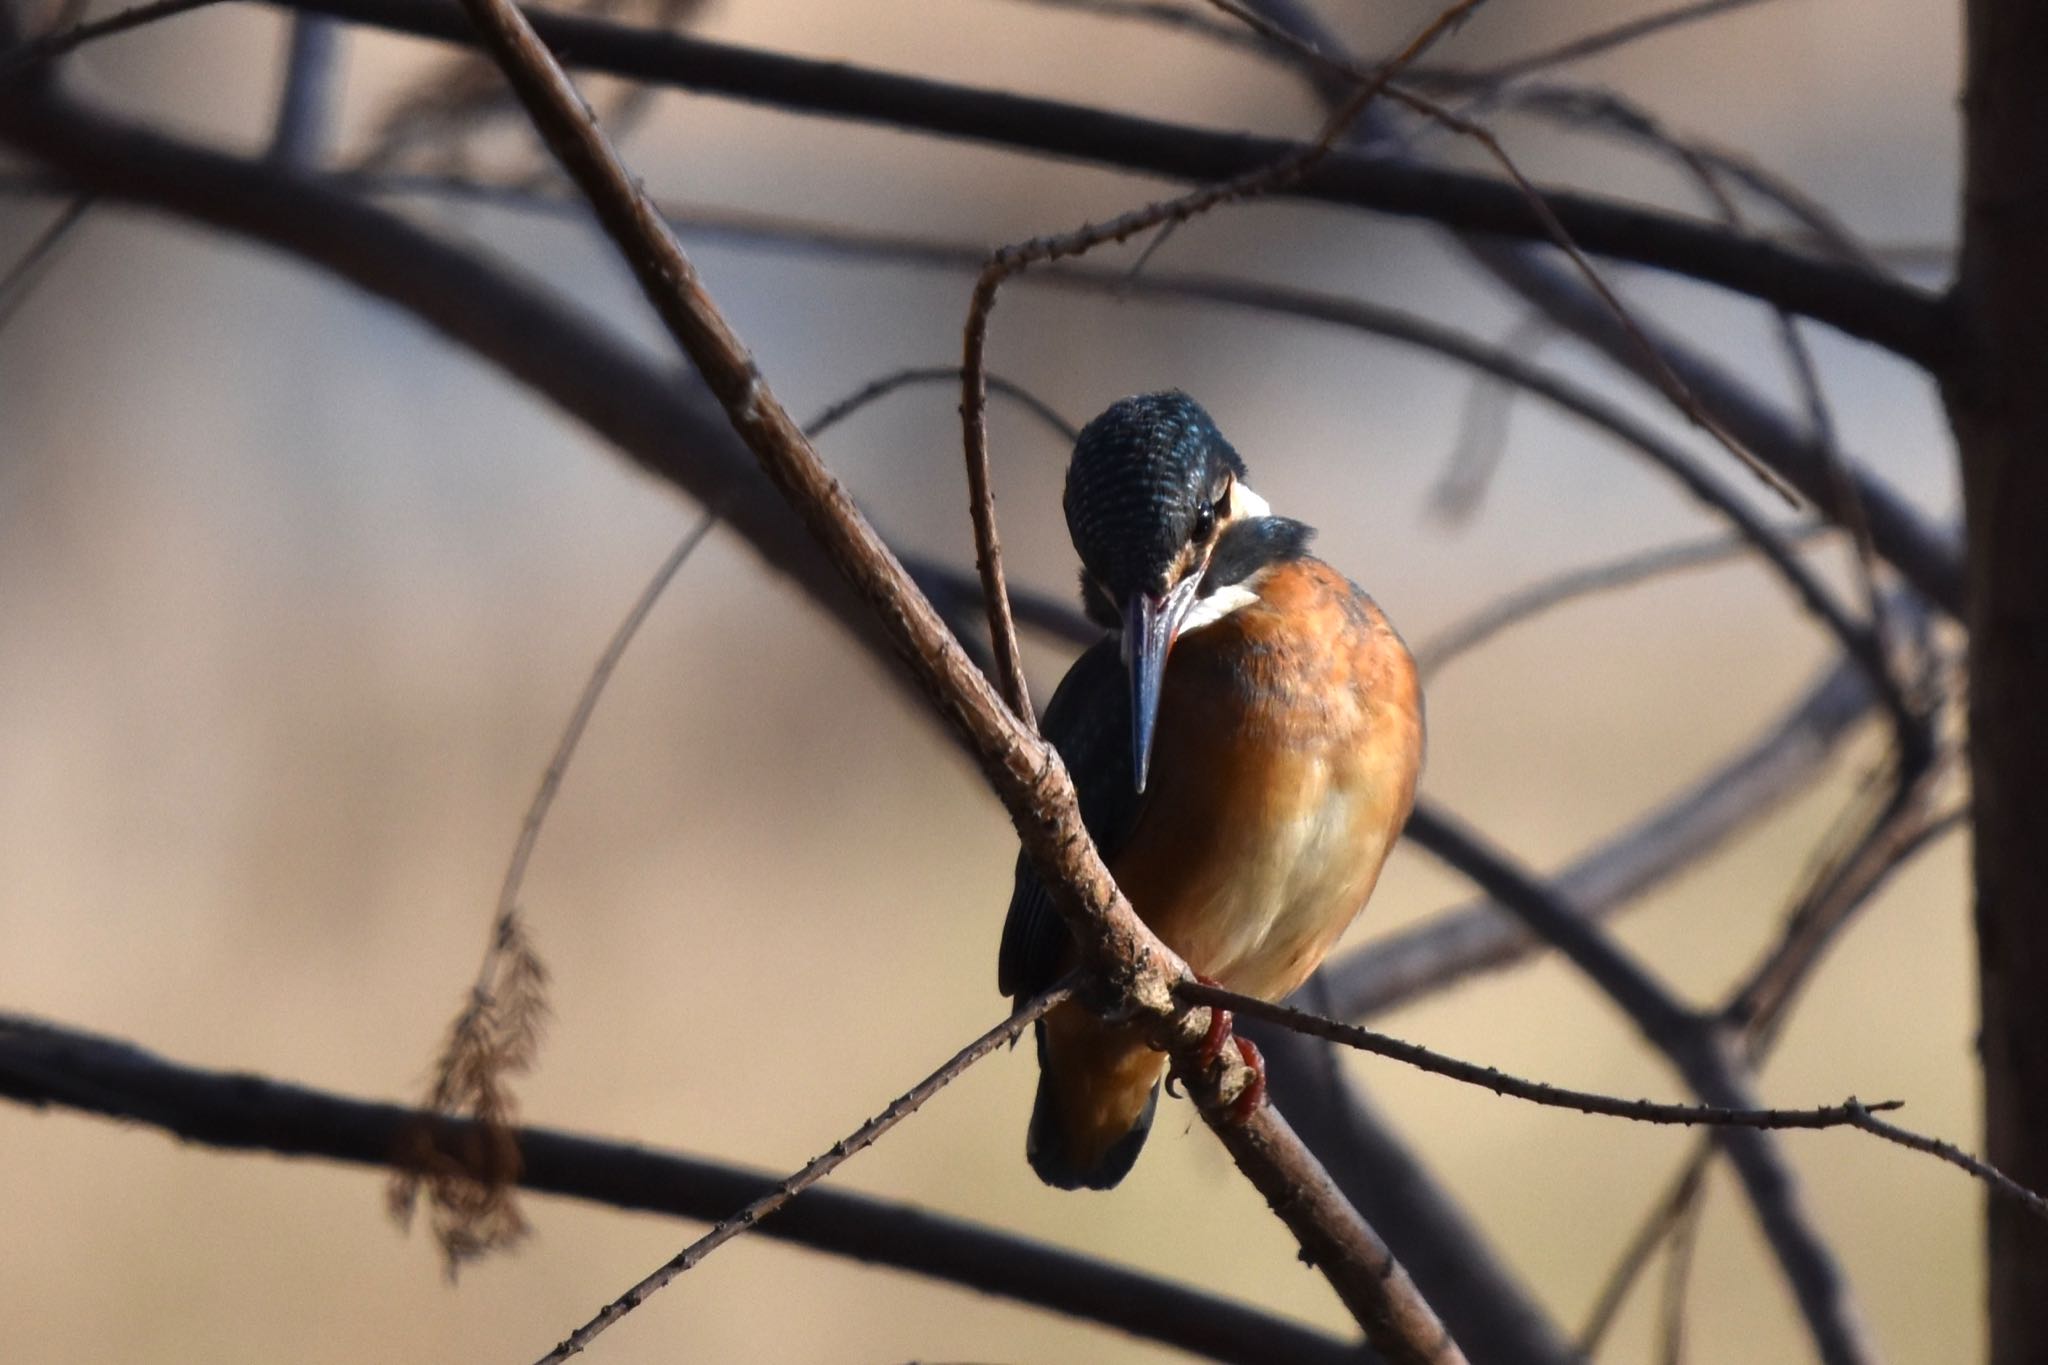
[999,391,1424,1190]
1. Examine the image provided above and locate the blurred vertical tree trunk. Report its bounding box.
[1951,4,2048,1361]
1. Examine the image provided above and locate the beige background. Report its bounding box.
[0,1,1973,1360]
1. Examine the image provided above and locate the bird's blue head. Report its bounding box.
[1063,391,1312,792]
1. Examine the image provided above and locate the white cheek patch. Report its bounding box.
[1180,581,1259,635]
[1180,480,1274,636]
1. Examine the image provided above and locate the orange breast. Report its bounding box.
[1109,559,1423,1002]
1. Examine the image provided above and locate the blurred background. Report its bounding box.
[0,0,1972,1360]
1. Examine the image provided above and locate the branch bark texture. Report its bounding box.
[1950,4,2048,1361]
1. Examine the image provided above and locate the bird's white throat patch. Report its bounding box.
[1180,480,1271,636]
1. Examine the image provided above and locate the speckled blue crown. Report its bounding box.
[1063,391,1246,596]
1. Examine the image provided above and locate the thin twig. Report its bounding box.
[1845,1102,2048,1224]
[1176,981,1901,1131]
[1656,1180,1706,1365]
[1414,522,1831,679]
[1428,309,1553,522]
[533,983,1075,1363]
[493,508,722,953]
[0,190,90,331]
[1578,1148,1712,1355]
[806,365,1078,445]
[392,508,721,1271]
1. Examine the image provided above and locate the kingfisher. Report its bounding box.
[999,391,1424,1191]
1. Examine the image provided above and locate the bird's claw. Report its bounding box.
[1190,974,1265,1124]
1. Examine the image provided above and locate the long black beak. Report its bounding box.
[1124,582,1198,793]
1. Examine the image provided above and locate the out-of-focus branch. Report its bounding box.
[5,0,1965,607]
[1413,523,1830,679]
[342,180,1904,707]
[268,14,340,165]
[442,0,1462,1355]
[1248,1024,1575,1365]
[53,0,1929,368]
[1241,0,1962,621]
[0,1013,1362,1365]
[1404,807,1880,1365]
[1317,651,1880,1021]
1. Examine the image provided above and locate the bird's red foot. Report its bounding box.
[1191,975,1266,1125]
[1227,1036,1266,1124]
[1196,974,1234,1070]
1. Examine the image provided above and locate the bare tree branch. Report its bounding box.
[1239,0,1963,622]
[23,0,1931,368]
[1404,807,1881,1365]
[0,1013,1364,1365]
[1319,649,1879,1019]
[342,178,1908,711]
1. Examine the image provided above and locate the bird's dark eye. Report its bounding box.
[1191,485,1229,543]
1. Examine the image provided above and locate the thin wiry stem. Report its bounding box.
[1578,1149,1712,1355]
[1846,1102,2048,1224]
[1198,946,2043,1221]
[0,191,90,332]
[1205,0,1798,498]
[492,508,722,960]
[807,365,1078,446]
[533,984,1076,1364]
[1656,1180,1707,1365]
[392,507,720,1271]
[1414,522,1832,679]
[358,177,1903,708]
[1176,981,1902,1131]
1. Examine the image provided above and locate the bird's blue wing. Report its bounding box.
[998,636,1142,1000]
